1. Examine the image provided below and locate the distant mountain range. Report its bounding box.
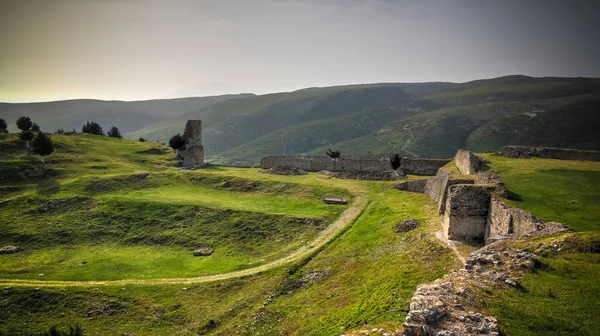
[2,75,599,164]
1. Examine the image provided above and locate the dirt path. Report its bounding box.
[0,194,368,288]
[434,230,466,264]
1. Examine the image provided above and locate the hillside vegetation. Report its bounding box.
[3,76,599,165]
[0,134,599,335]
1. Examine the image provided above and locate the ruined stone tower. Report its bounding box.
[182,120,204,168]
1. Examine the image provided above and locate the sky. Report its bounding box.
[1,0,599,102]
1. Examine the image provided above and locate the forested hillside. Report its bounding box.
[3,76,599,164]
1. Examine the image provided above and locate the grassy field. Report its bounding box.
[1,131,599,335]
[0,132,459,335]
[0,133,352,281]
[480,154,600,336]
[481,154,600,232]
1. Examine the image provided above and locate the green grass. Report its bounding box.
[244,182,458,335]
[488,233,600,336]
[0,134,350,281]
[481,154,600,232]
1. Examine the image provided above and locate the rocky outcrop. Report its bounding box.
[404,245,539,336]
[499,146,600,161]
[193,248,214,256]
[181,120,204,168]
[395,218,419,233]
[0,246,20,254]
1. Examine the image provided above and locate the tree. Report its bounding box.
[107,126,122,138]
[31,131,54,170]
[31,123,40,132]
[0,118,7,133]
[326,149,341,159]
[81,121,104,135]
[18,130,34,155]
[16,116,32,131]
[56,128,65,134]
[138,137,146,142]
[390,153,402,171]
[168,133,185,155]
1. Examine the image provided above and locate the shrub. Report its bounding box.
[107,126,123,138]
[31,131,55,170]
[82,121,104,135]
[16,116,32,131]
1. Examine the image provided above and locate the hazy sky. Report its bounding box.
[1,0,599,102]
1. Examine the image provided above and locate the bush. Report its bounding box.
[16,116,32,131]
[107,126,123,138]
[139,137,146,142]
[31,131,55,169]
[168,133,185,151]
[390,153,402,171]
[31,123,40,132]
[0,118,7,133]
[326,149,341,159]
[82,121,104,135]
[56,128,65,134]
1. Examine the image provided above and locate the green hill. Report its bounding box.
[3,76,600,165]
[0,94,252,135]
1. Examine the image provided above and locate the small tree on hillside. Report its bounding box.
[326,149,341,159]
[107,126,122,138]
[390,153,402,171]
[82,121,104,135]
[168,133,185,156]
[31,131,54,171]
[389,153,403,177]
[56,128,65,134]
[31,123,40,132]
[18,130,34,155]
[0,118,7,133]
[138,137,145,142]
[326,149,341,170]
[16,116,32,132]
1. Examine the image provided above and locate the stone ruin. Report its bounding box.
[394,149,570,243]
[180,120,204,168]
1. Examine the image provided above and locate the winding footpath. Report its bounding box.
[0,193,368,288]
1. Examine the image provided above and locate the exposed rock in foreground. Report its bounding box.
[193,248,214,256]
[0,246,20,254]
[403,244,540,335]
[261,165,308,176]
[328,170,405,181]
[395,218,419,233]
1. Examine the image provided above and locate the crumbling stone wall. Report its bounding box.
[499,146,600,161]
[443,185,495,241]
[259,156,449,175]
[485,198,543,241]
[393,179,428,193]
[423,168,454,202]
[454,149,488,175]
[181,120,204,168]
[436,178,475,214]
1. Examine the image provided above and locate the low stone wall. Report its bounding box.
[443,185,495,240]
[260,156,450,175]
[499,146,600,161]
[454,149,488,175]
[423,168,454,202]
[486,198,542,241]
[477,171,507,198]
[393,179,428,193]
